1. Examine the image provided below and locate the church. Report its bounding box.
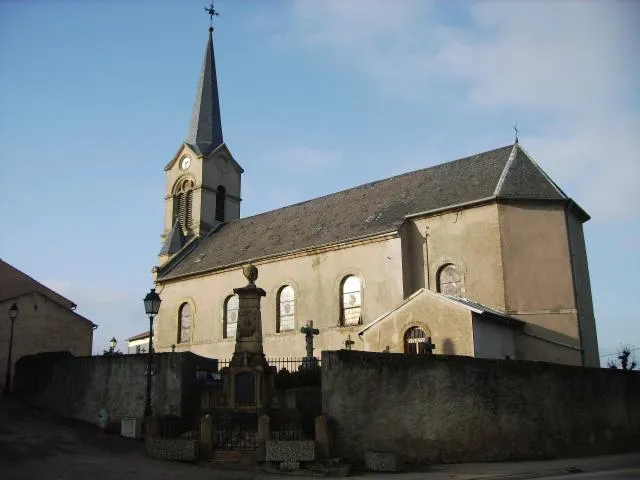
[151,24,599,368]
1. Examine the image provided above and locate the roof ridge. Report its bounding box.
[516,144,568,198]
[493,144,519,196]
[0,259,76,309]
[226,144,514,225]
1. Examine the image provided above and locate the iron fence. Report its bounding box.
[211,411,259,451]
[217,357,321,372]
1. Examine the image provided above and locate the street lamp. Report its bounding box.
[143,288,161,417]
[109,337,117,354]
[4,303,19,394]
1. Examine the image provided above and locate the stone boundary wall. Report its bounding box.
[321,350,640,464]
[13,351,217,429]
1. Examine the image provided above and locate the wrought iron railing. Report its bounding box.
[217,357,321,372]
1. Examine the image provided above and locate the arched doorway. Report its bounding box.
[404,327,435,355]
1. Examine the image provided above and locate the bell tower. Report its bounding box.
[159,7,243,261]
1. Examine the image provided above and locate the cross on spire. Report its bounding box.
[204,3,220,30]
[514,124,519,144]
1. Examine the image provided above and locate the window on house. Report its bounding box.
[340,275,362,326]
[436,263,462,296]
[178,302,192,344]
[277,285,295,332]
[215,185,226,222]
[224,294,239,339]
[173,178,195,231]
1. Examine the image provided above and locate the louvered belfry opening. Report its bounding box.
[215,185,226,222]
[173,178,195,232]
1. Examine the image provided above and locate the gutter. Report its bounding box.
[157,228,400,284]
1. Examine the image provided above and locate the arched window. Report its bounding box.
[173,178,195,231]
[276,285,295,332]
[404,327,434,355]
[215,185,226,222]
[340,275,362,326]
[437,263,462,296]
[224,294,239,339]
[177,302,191,344]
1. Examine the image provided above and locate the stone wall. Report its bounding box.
[13,351,217,429]
[322,350,640,464]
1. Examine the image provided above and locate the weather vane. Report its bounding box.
[514,124,519,144]
[204,3,220,29]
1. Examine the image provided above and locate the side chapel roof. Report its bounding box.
[157,143,584,281]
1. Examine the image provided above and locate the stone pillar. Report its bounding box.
[230,264,267,368]
[315,415,332,459]
[199,415,213,459]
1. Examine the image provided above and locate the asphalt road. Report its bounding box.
[1,394,638,480]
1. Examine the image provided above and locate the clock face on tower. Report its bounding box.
[180,156,191,170]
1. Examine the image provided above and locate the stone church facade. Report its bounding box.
[151,26,599,367]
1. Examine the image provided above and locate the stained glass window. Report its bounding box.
[225,294,239,339]
[277,286,295,332]
[341,275,362,326]
[437,264,462,296]
[178,302,191,344]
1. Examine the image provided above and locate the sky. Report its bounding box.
[0,0,638,362]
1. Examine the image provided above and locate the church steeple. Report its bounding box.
[186,25,223,156]
[159,4,243,259]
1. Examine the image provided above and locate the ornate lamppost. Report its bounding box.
[4,303,19,394]
[109,337,117,354]
[143,288,161,417]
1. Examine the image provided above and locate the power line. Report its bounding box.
[600,346,639,358]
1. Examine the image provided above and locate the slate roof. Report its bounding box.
[159,221,187,256]
[186,28,224,157]
[357,288,524,336]
[0,258,76,308]
[158,143,579,282]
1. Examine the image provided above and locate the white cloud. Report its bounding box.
[284,0,640,219]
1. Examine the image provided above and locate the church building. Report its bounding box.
[151,24,599,367]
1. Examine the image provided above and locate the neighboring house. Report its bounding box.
[150,25,599,367]
[0,259,96,390]
[126,331,151,354]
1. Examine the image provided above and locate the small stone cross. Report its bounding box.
[424,336,436,355]
[344,335,355,351]
[300,320,319,358]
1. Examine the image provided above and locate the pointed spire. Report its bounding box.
[186,25,223,156]
[159,221,187,256]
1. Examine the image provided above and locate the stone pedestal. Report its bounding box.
[199,414,212,459]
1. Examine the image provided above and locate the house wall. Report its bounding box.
[565,210,599,367]
[409,203,506,310]
[155,235,405,359]
[127,337,151,354]
[13,351,217,429]
[498,203,583,365]
[471,314,517,359]
[0,292,94,390]
[359,291,474,356]
[322,350,640,464]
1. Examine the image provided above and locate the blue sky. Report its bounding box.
[0,0,638,362]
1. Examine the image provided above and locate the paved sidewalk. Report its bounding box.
[1,394,638,479]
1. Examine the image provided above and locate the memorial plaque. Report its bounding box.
[235,372,255,405]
